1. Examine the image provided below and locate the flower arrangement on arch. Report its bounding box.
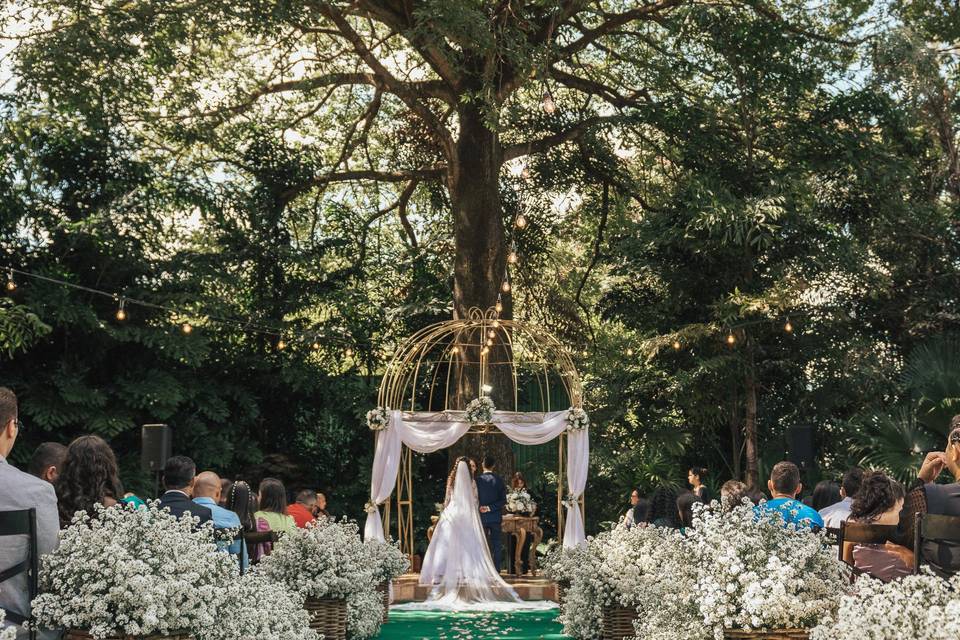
[465,396,495,425]
[366,407,390,431]
[506,489,537,515]
[566,407,590,432]
[31,503,238,640]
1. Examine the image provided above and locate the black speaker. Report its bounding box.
[786,424,815,472]
[141,424,171,473]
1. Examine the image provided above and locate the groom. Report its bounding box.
[476,454,507,572]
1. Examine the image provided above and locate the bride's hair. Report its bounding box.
[447,456,473,491]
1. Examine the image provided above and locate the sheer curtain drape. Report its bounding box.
[364,409,588,548]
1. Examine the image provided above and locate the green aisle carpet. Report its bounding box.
[377,609,568,640]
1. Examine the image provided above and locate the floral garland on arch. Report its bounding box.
[465,396,495,425]
[366,407,389,431]
[566,407,590,432]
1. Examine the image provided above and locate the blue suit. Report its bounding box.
[476,471,507,570]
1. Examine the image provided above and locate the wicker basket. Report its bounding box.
[304,597,348,640]
[601,605,638,640]
[66,631,192,640]
[376,580,390,624]
[556,580,570,605]
[723,629,809,639]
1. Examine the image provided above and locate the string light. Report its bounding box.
[726,331,736,346]
[481,346,489,355]
[277,338,286,350]
[492,320,500,328]
[508,250,519,265]
[784,319,794,333]
[312,339,321,350]
[672,340,682,351]
[115,299,127,322]
[450,346,460,355]
[495,300,503,313]
[486,338,494,346]
[181,322,193,335]
[515,214,528,230]
[542,90,556,114]
[488,329,496,338]
[626,348,634,357]
[5,270,15,292]
[501,280,511,293]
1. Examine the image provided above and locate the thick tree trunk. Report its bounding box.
[729,386,742,481]
[449,105,510,320]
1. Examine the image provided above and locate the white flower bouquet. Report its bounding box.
[688,503,843,637]
[1,609,17,640]
[197,574,317,640]
[464,397,495,425]
[31,504,237,640]
[506,489,537,514]
[366,407,389,431]
[364,539,410,585]
[810,572,960,640]
[255,518,383,639]
[566,407,590,432]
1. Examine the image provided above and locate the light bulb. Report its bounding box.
[181,322,193,334]
[672,340,681,351]
[542,90,556,114]
[515,214,528,229]
[5,280,15,292]
[495,301,503,313]
[450,346,459,355]
[488,329,496,338]
[508,251,519,265]
[501,281,511,293]
[277,339,286,350]
[493,320,500,328]
[784,320,793,333]
[726,332,736,345]
[116,308,127,321]
[312,341,320,350]
[345,348,354,358]
[481,346,489,355]
[486,338,494,347]
[626,348,634,357]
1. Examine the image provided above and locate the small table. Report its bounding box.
[426,514,543,575]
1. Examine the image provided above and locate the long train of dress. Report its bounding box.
[395,460,555,612]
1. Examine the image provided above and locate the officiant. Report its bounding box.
[476,454,507,571]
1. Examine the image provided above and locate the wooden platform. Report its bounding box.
[391,573,559,602]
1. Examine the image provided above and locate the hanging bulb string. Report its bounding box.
[1,266,359,350]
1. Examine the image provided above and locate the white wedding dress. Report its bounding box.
[396,460,554,611]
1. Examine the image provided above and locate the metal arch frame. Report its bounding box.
[376,308,586,560]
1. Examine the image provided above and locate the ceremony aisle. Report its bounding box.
[377,609,568,640]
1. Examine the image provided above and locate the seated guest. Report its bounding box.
[677,491,698,533]
[287,489,318,528]
[0,387,59,640]
[28,442,67,484]
[720,480,749,511]
[632,497,650,527]
[55,435,124,528]
[820,468,863,529]
[314,491,331,519]
[225,480,276,565]
[811,480,841,513]
[158,456,212,525]
[688,467,712,503]
[646,485,680,528]
[192,471,242,555]
[845,472,913,581]
[898,421,960,577]
[620,487,643,528]
[255,477,297,543]
[755,461,824,530]
[219,478,232,507]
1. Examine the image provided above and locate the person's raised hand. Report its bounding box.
[944,443,960,481]
[918,451,946,483]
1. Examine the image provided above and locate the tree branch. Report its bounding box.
[279,168,444,203]
[502,116,622,162]
[557,0,684,59]
[550,66,650,109]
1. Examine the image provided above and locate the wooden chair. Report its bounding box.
[913,512,960,577]
[837,520,901,582]
[0,508,38,640]
[824,527,841,545]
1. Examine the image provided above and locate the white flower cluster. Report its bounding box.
[0,609,17,640]
[566,407,590,432]
[254,518,383,639]
[688,503,843,637]
[558,503,847,640]
[810,572,960,640]
[542,544,591,587]
[506,489,537,514]
[366,407,389,431]
[197,573,317,640]
[464,397,495,425]
[31,504,239,640]
[364,539,410,584]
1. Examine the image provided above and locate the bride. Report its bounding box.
[416,456,523,609]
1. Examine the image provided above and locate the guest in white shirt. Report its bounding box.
[819,467,864,529]
[620,488,648,528]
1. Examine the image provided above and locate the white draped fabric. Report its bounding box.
[364,409,589,548]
